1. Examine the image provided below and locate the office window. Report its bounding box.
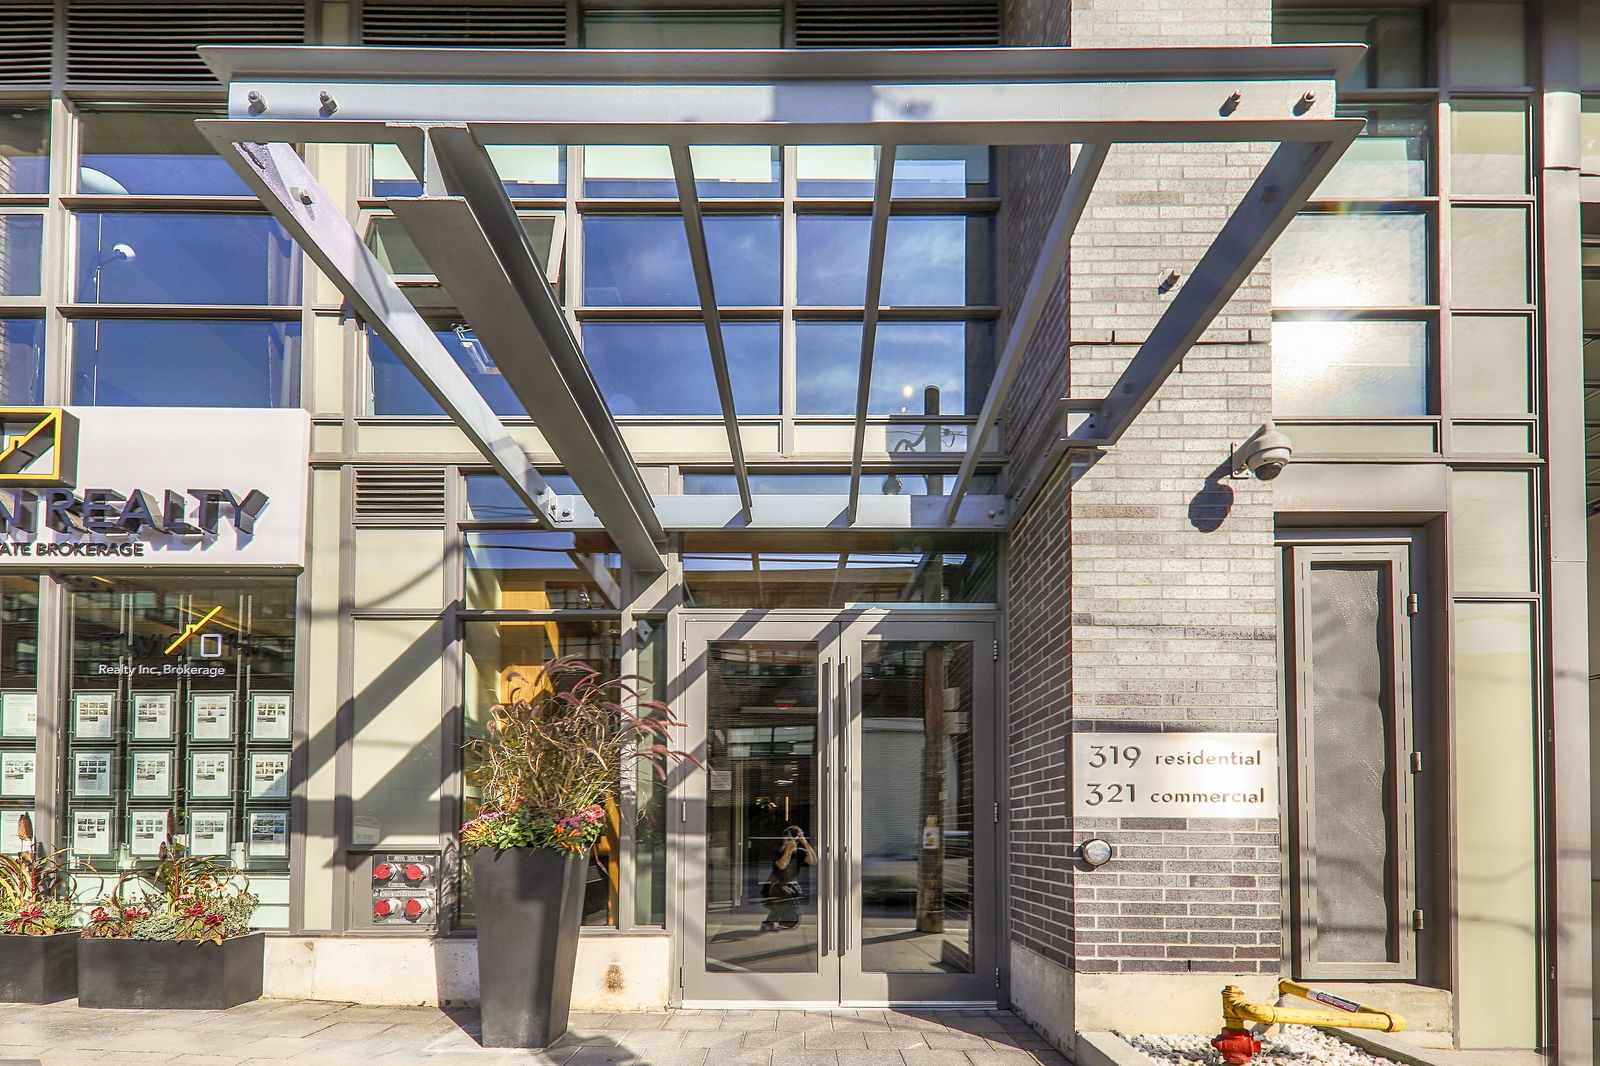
[580,322,780,415]
[0,108,49,195]
[583,9,781,48]
[583,215,781,307]
[1451,206,1530,306]
[1451,100,1528,195]
[0,215,43,297]
[583,146,781,199]
[77,109,248,196]
[72,320,301,407]
[371,143,566,199]
[75,214,301,306]
[1315,108,1430,199]
[797,216,994,306]
[796,145,992,198]
[795,321,994,417]
[1273,211,1430,308]
[1273,319,1431,417]
[1273,8,1428,88]
[0,320,43,404]
[368,328,528,418]
[1445,2,1527,88]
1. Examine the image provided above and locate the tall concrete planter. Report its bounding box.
[0,930,79,1003]
[78,931,263,1009]
[472,847,587,1048]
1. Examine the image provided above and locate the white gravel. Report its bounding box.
[1119,1029,1401,1066]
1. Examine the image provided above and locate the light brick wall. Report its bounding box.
[1000,0,1284,980]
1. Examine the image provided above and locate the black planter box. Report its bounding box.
[78,931,264,1010]
[472,847,586,1048]
[0,930,79,1003]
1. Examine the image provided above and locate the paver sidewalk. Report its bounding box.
[0,1000,1072,1066]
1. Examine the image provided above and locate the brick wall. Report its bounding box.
[1000,0,1284,981]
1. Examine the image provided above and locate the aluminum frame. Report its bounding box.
[199,44,1362,535]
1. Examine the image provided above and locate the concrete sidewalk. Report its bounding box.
[0,1000,1072,1066]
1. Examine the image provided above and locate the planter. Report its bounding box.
[0,930,79,1003]
[77,931,264,1009]
[472,847,587,1048]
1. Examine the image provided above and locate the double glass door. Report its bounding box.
[676,615,998,1005]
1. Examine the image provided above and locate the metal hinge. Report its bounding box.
[681,639,687,663]
[678,966,684,988]
[1412,909,1425,931]
[993,640,999,661]
[993,801,1000,824]
[994,967,1002,988]
[1410,751,1423,773]
[1405,593,1420,615]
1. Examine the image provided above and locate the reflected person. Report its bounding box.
[760,825,816,932]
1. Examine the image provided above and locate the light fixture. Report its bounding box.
[1079,838,1113,867]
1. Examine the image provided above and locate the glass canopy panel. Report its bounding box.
[583,215,780,307]
[582,145,780,198]
[368,328,529,417]
[1315,107,1429,199]
[75,214,302,305]
[795,321,994,417]
[464,530,621,610]
[0,319,43,404]
[580,322,780,416]
[0,108,48,195]
[795,146,992,198]
[78,108,247,196]
[797,216,993,306]
[681,533,999,607]
[371,144,567,198]
[1272,318,1430,417]
[0,215,42,297]
[72,320,301,407]
[1272,211,1430,308]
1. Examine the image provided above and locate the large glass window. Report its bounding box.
[1316,108,1430,199]
[796,146,991,198]
[0,577,40,854]
[582,9,782,48]
[77,108,248,197]
[1274,319,1431,417]
[1272,211,1430,308]
[0,108,49,195]
[0,319,43,404]
[465,530,621,610]
[368,328,528,417]
[582,215,781,307]
[0,215,43,297]
[797,216,993,307]
[371,144,567,199]
[581,321,780,416]
[1273,8,1428,88]
[796,321,994,416]
[75,214,301,306]
[72,319,301,407]
[582,146,781,199]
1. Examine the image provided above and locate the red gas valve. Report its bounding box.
[402,863,430,882]
[373,898,397,919]
[372,862,394,882]
[1211,1029,1262,1065]
[403,897,430,920]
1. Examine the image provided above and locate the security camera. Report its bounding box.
[1231,423,1293,481]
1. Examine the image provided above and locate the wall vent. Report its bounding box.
[362,2,569,48]
[0,3,53,86]
[66,1,306,86]
[353,466,448,524]
[794,2,1001,47]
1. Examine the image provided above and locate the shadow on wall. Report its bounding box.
[1188,459,1236,533]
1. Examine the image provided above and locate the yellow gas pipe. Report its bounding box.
[1211,980,1406,1064]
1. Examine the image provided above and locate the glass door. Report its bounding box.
[676,615,996,1006]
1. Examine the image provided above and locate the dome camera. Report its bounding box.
[1231,423,1293,481]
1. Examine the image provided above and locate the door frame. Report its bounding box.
[668,608,1002,1007]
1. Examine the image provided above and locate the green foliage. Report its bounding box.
[83,839,257,945]
[0,898,77,936]
[0,813,78,935]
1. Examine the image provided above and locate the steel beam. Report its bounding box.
[940,141,1110,524]
[196,133,565,531]
[669,145,753,517]
[847,145,897,523]
[1069,129,1360,448]
[385,124,667,571]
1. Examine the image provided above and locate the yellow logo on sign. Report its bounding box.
[0,408,77,488]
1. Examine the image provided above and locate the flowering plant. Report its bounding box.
[461,655,696,855]
[0,813,77,936]
[82,825,256,946]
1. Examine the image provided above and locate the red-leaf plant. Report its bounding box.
[83,816,256,946]
[0,814,78,935]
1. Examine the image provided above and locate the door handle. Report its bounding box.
[837,655,850,957]
[819,657,833,958]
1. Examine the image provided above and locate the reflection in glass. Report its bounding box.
[583,146,780,198]
[798,216,993,306]
[796,145,991,198]
[0,320,43,404]
[1451,315,1532,415]
[860,641,975,973]
[1272,213,1428,308]
[372,144,566,198]
[76,214,301,305]
[1273,319,1429,416]
[78,109,246,196]
[1316,109,1428,199]
[72,320,300,407]
[1451,470,1533,593]
[464,530,620,609]
[369,328,528,417]
[583,215,780,306]
[368,215,557,276]
[1451,100,1528,195]
[0,109,49,194]
[580,322,780,415]
[1451,206,1530,306]
[464,473,578,521]
[0,216,42,296]
[460,619,623,928]
[635,619,669,927]
[796,321,994,415]
[704,642,820,974]
[1273,9,1426,89]
[682,534,999,607]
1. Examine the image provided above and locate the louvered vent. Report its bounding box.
[66,1,305,86]
[362,3,568,48]
[353,466,448,524]
[0,3,52,86]
[795,2,1001,47]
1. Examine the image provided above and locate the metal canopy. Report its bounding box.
[200,44,1362,542]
